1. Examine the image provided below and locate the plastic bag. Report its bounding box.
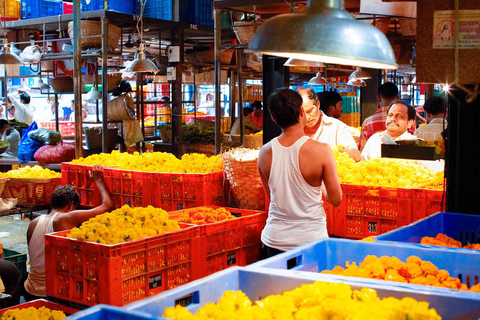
[123,119,144,146]
[18,122,42,162]
[34,143,75,163]
[28,128,62,145]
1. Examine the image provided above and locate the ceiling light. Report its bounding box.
[284,58,325,67]
[347,79,367,87]
[247,0,397,70]
[348,67,371,81]
[308,72,328,85]
[124,44,159,73]
[0,41,23,65]
[30,77,50,90]
[86,86,102,101]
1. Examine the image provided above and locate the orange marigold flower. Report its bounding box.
[406,256,422,266]
[437,270,450,282]
[420,261,439,276]
[470,284,480,293]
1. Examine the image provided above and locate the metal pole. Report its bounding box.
[73,0,83,158]
[140,73,145,152]
[214,8,222,155]
[54,94,59,132]
[237,50,244,145]
[171,27,184,157]
[230,70,236,130]
[101,17,109,153]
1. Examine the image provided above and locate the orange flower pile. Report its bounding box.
[421,233,480,251]
[322,255,480,292]
[175,207,236,225]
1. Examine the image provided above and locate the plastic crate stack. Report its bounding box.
[21,0,62,19]
[80,0,135,14]
[38,121,75,138]
[325,184,445,239]
[2,0,21,21]
[44,206,266,308]
[339,94,360,128]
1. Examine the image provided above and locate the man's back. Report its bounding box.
[415,119,447,141]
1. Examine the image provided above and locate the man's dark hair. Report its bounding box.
[297,87,318,104]
[388,100,416,121]
[251,101,262,110]
[19,92,30,104]
[424,96,446,116]
[268,88,303,129]
[243,107,253,117]
[378,82,399,100]
[0,119,8,132]
[51,185,80,210]
[318,91,343,113]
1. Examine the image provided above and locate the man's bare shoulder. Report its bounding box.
[302,139,331,157]
[259,141,272,157]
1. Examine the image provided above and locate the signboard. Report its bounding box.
[433,10,480,49]
[360,0,416,18]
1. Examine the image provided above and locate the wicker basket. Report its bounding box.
[221,148,265,211]
[82,74,123,92]
[233,21,264,44]
[372,17,391,35]
[182,144,215,157]
[244,135,263,150]
[3,177,61,206]
[0,178,7,196]
[50,76,74,93]
[399,18,417,36]
[107,94,135,121]
[68,20,121,50]
[194,49,234,65]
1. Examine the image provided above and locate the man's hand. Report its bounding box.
[90,164,105,182]
[338,147,362,162]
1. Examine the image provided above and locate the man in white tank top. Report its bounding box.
[257,88,343,258]
[23,165,115,301]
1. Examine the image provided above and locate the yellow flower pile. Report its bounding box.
[163,281,440,320]
[0,306,66,320]
[247,130,263,137]
[333,148,443,189]
[0,172,6,179]
[67,205,180,244]
[71,151,223,174]
[6,166,61,179]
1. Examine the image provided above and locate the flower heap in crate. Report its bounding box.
[6,165,61,178]
[0,307,66,320]
[176,207,236,225]
[333,147,443,189]
[68,205,180,244]
[71,151,223,173]
[164,281,440,320]
[322,255,480,292]
[421,233,480,250]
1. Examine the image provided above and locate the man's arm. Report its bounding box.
[56,165,115,230]
[318,145,342,206]
[257,143,272,200]
[337,125,361,162]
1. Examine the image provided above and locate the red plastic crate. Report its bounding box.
[412,188,445,222]
[150,171,225,211]
[63,2,73,14]
[103,169,153,208]
[45,225,196,307]
[0,299,78,315]
[62,163,100,207]
[332,184,412,239]
[39,121,75,138]
[169,206,266,278]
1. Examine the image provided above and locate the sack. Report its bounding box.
[107,94,135,121]
[28,128,62,145]
[123,119,144,146]
[34,143,75,163]
[18,122,42,162]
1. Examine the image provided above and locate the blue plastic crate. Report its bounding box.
[21,0,62,19]
[181,0,213,27]
[140,0,172,20]
[249,238,480,292]
[81,0,135,14]
[67,305,156,320]
[376,212,480,246]
[125,266,480,319]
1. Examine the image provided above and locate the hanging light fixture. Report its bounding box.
[86,86,102,101]
[124,0,159,73]
[308,67,328,85]
[248,0,397,70]
[0,0,22,65]
[347,79,367,87]
[30,76,50,90]
[284,58,325,67]
[348,67,371,81]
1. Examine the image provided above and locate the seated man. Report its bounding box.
[0,120,20,157]
[230,107,262,136]
[415,96,447,141]
[23,165,114,301]
[361,101,417,160]
[0,259,21,307]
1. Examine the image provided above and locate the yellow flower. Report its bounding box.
[6,165,61,179]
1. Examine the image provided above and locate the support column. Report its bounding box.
[446,85,480,214]
[359,68,382,123]
[262,55,288,144]
[73,0,83,158]
[214,8,222,154]
[101,17,109,153]
[171,27,184,157]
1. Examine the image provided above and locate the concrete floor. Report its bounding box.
[0,214,30,254]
